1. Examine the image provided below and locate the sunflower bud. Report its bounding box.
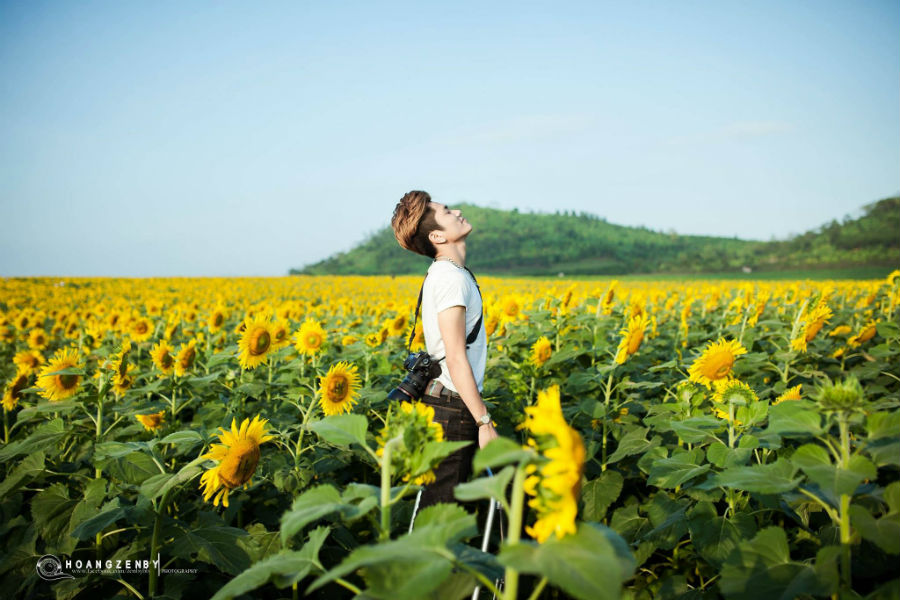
[813,376,865,413]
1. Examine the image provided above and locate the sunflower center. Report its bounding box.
[213,314,224,327]
[704,350,734,380]
[627,330,644,354]
[805,320,825,342]
[251,330,271,355]
[136,322,148,334]
[161,353,174,369]
[58,373,79,390]
[218,440,261,488]
[326,375,349,402]
[307,334,321,347]
[181,348,196,368]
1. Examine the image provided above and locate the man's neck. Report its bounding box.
[435,243,466,269]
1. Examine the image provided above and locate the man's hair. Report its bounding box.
[391,190,441,258]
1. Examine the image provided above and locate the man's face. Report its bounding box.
[428,202,472,245]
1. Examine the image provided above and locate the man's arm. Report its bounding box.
[437,306,497,447]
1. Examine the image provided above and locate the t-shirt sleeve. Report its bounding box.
[432,269,468,313]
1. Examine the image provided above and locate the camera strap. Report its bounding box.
[406,264,483,355]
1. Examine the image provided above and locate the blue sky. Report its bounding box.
[1,0,897,276]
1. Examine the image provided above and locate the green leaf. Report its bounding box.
[146,456,204,501]
[70,498,128,541]
[720,527,831,600]
[688,502,756,569]
[279,484,377,544]
[168,517,251,575]
[498,522,635,600]
[210,527,330,600]
[875,321,899,339]
[668,417,724,445]
[609,504,649,542]
[867,411,900,440]
[607,427,660,464]
[472,437,533,473]
[453,465,514,507]
[0,418,67,460]
[0,451,45,498]
[791,444,876,499]
[647,449,710,489]
[159,430,204,446]
[94,441,150,460]
[766,400,823,438]
[31,483,78,551]
[642,494,689,550]
[706,443,753,468]
[849,505,900,555]
[581,470,624,522]
[411,440,472,477]
[713,459,801,494]
[105,451,162,485]
[307,413,369,448]
[308,503,478,598]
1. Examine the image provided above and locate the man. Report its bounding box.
[391,190,498,508]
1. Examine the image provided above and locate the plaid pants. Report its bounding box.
[418,391,479,509]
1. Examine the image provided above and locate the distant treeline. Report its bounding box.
[291,196,899,277]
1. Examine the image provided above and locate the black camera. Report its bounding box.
[387,351,443,401]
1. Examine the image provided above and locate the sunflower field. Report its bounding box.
[1,272,899,600]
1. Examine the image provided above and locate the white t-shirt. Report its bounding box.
[421,260,486,393]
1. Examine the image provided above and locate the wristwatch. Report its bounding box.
[477,413,492,427]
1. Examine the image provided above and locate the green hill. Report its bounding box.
[291,196,899,277]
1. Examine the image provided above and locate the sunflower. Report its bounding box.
[237,314,275,370]
[174,339,198,377]
[711,378,757,406]
[790,303,832,352]
[828,325,852,337]
[198,415,274,508]
[3,372,29,411]
[848,321,878,348]
[36,347,83,401]
[130,317,154,342]
[207,306,228,333]
[688,338,747,389]
[500,295,523,321]
[27,328,49,351]
[773,384,802,405]
[375,401,445,486]
[530,336,553,368]
[271,318,291,349]
[318,361,362,416]
[518,384,585,543]
[364,332,381,348]
[150,340,176,376]
[13,349,45,375]
[293,318,327,355]
[388,313,409,337]
[614,313,649,365]
[136,410,165,432]
[341,334,359,346]
[598,280,618,316]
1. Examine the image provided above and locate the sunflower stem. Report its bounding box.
[148,487,173,598]
[379,436,402,541]
[601,371,614,471]
[503,461,528,600]
[3,409,8,444]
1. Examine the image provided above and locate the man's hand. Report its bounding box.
[478,423,498,449]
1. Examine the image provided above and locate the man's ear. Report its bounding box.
[428,229,445,246]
